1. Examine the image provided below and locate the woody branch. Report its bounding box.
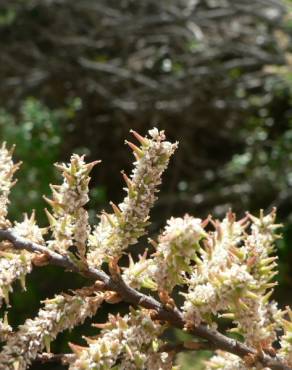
[0,228,290,370]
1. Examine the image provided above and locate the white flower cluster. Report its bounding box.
[45,154,98,258]
[0,212,46,306]
[0,250,32,306]
[231,211,283,346]
[151,216,207,292]
[0,143,20,228]
[183,210,282,347]
[13,211,47,245]
[279,307,292,365]
[88,128,177,267]
[206,351,249,370]
[122,251,156,290]
[123,215,207,292]
[0,290,104,370]
[69,309,166,370]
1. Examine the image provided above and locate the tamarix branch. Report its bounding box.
[0,130,291,370]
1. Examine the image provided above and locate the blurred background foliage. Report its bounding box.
[0,0,292,369]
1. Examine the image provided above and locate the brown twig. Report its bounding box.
[0,228,290,370]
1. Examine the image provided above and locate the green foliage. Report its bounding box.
[0,7,16,26]
[0,98,62,223]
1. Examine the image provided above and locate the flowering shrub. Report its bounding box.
[0,129,291,370]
